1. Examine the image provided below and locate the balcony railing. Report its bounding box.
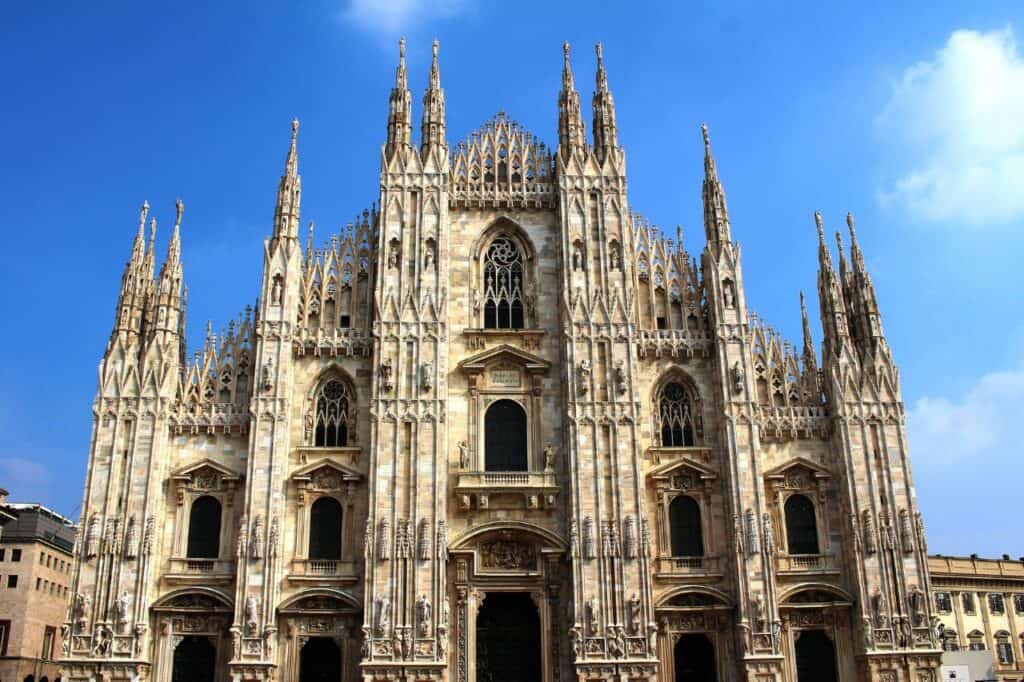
[454,470,558,510]
[655,555,723,578]
[166,558,235,582]
[288,559,358,583]
[776,553,839,575]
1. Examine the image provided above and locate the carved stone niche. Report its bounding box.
[764,457,831,503]
[170,460,242,506]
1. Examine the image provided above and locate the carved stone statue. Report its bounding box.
[142,515,155,555]
[123,515,138,559]
[380,358,394,392]
[271,276,282,305]
[576,360,591,396]
[723,279,735,308]
[614,360,627,395]
[862,510,877,554]
[572,244,583,270]
[871,587,888,628]
[416,594,432,637]
[245,594,260,635]
[457,440,469,469]
[586,596,599,635]
[115,591,131,630]
[754,591,766,630]
[85,514,101,559]
[376,595,391,636]
[731,361,744,394]
[628,592,642,634]
[261,360,273,393]
[909,585,926,627]
[420,360,433,392]
[423,244,435,270]
[249,515,263,560]
[74,592,92,631]
[582,516,596,560]
[92,624,111,657]
[543,443,556,472]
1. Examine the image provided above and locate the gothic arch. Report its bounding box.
[151,586,234,611]
[655,585,734,609]
[304,367,358,447]
[652,368,704,447]
[471,216,537,264]
[449,520,567,553]
[778,584,854,605]
[279,588,361,614]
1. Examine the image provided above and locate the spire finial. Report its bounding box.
[291,117,299,139]
[139,200,150,229]
[432,38,438,58]
[562,41,575,89]
[701,123,711,152]
[835,230,844,252]
[399,37,406,60]
[175,198,184,228]
[846,211,859,243]
[596,42,603,63]
[814,211,824,240]
[148,217,157,250]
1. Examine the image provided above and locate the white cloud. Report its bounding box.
[341,0,469,36]
[877,28,1024,224]
[908,359,1024,556]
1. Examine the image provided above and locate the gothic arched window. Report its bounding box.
[483,237,525,329]
[784,494,820,555]
[308,497,343,560]
[186,496,222,559]
[484,399,528,471]
[658,381,698,447]
[314,379,352,447]
[669,495,703,557]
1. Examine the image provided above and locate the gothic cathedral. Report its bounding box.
[62,41,942,682]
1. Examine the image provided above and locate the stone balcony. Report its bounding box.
[454,470,558,510]
[287,558,360,585]
[776,553,840,576]
[654,555,725,581]
[164,557,235,584]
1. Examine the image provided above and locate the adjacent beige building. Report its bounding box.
[929,555,1024,681]
[60,41,943,682]
[0,493,77,682]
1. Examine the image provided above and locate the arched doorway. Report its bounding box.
[674,633,716,682]
[476,592,541,682]
[299,636,342,682]
[795,629,838,682]
[172,635,216,682]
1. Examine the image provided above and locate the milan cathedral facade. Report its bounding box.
[62,40,942,682]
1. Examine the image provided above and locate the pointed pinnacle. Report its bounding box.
[139,200,150,229]
[814,211,825,240]
[429,39,441,88]
[175,198,184,228]
[148,217,157,250]
[562,41,575,90]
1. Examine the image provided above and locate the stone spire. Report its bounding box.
[591,42,618,162]
[111,201,153,345]
[557,41,586,157]
[273,118,302,240]
[844,211,888,354]
[143,216,157,280]
[155,199,185,336]
[800,290,819,386]
[130,200,148,267]
[420,39,447,152]
[815,211,850,358]
[386,38,413,157]
[701,123,732,253]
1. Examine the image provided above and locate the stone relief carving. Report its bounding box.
[380,358,394,393]
[436,520,448,561]
[396,518,412,559]
[614,360,627,395]
[899,508,915,553]
[862,509,877,554]
[123,515,139,559]
[909,585,926,627]
[142,514,155,555]
[745,509,759,555]
[480,539,537,570]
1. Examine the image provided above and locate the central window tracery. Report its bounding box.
[314,379,352,447]
[657,381,699,447]
[483,237,525,329]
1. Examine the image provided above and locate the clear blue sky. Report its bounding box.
[2,1,1022,557]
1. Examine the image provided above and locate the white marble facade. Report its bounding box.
[61,41,941,682]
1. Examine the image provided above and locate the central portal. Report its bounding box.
[299,636,342,682]
[476,592,541,682]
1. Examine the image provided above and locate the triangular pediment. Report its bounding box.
[457,343,551,376]
[763,457,831,482]
[170,459,242,484]
[290,458,362,483]
[648,456,718,483]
